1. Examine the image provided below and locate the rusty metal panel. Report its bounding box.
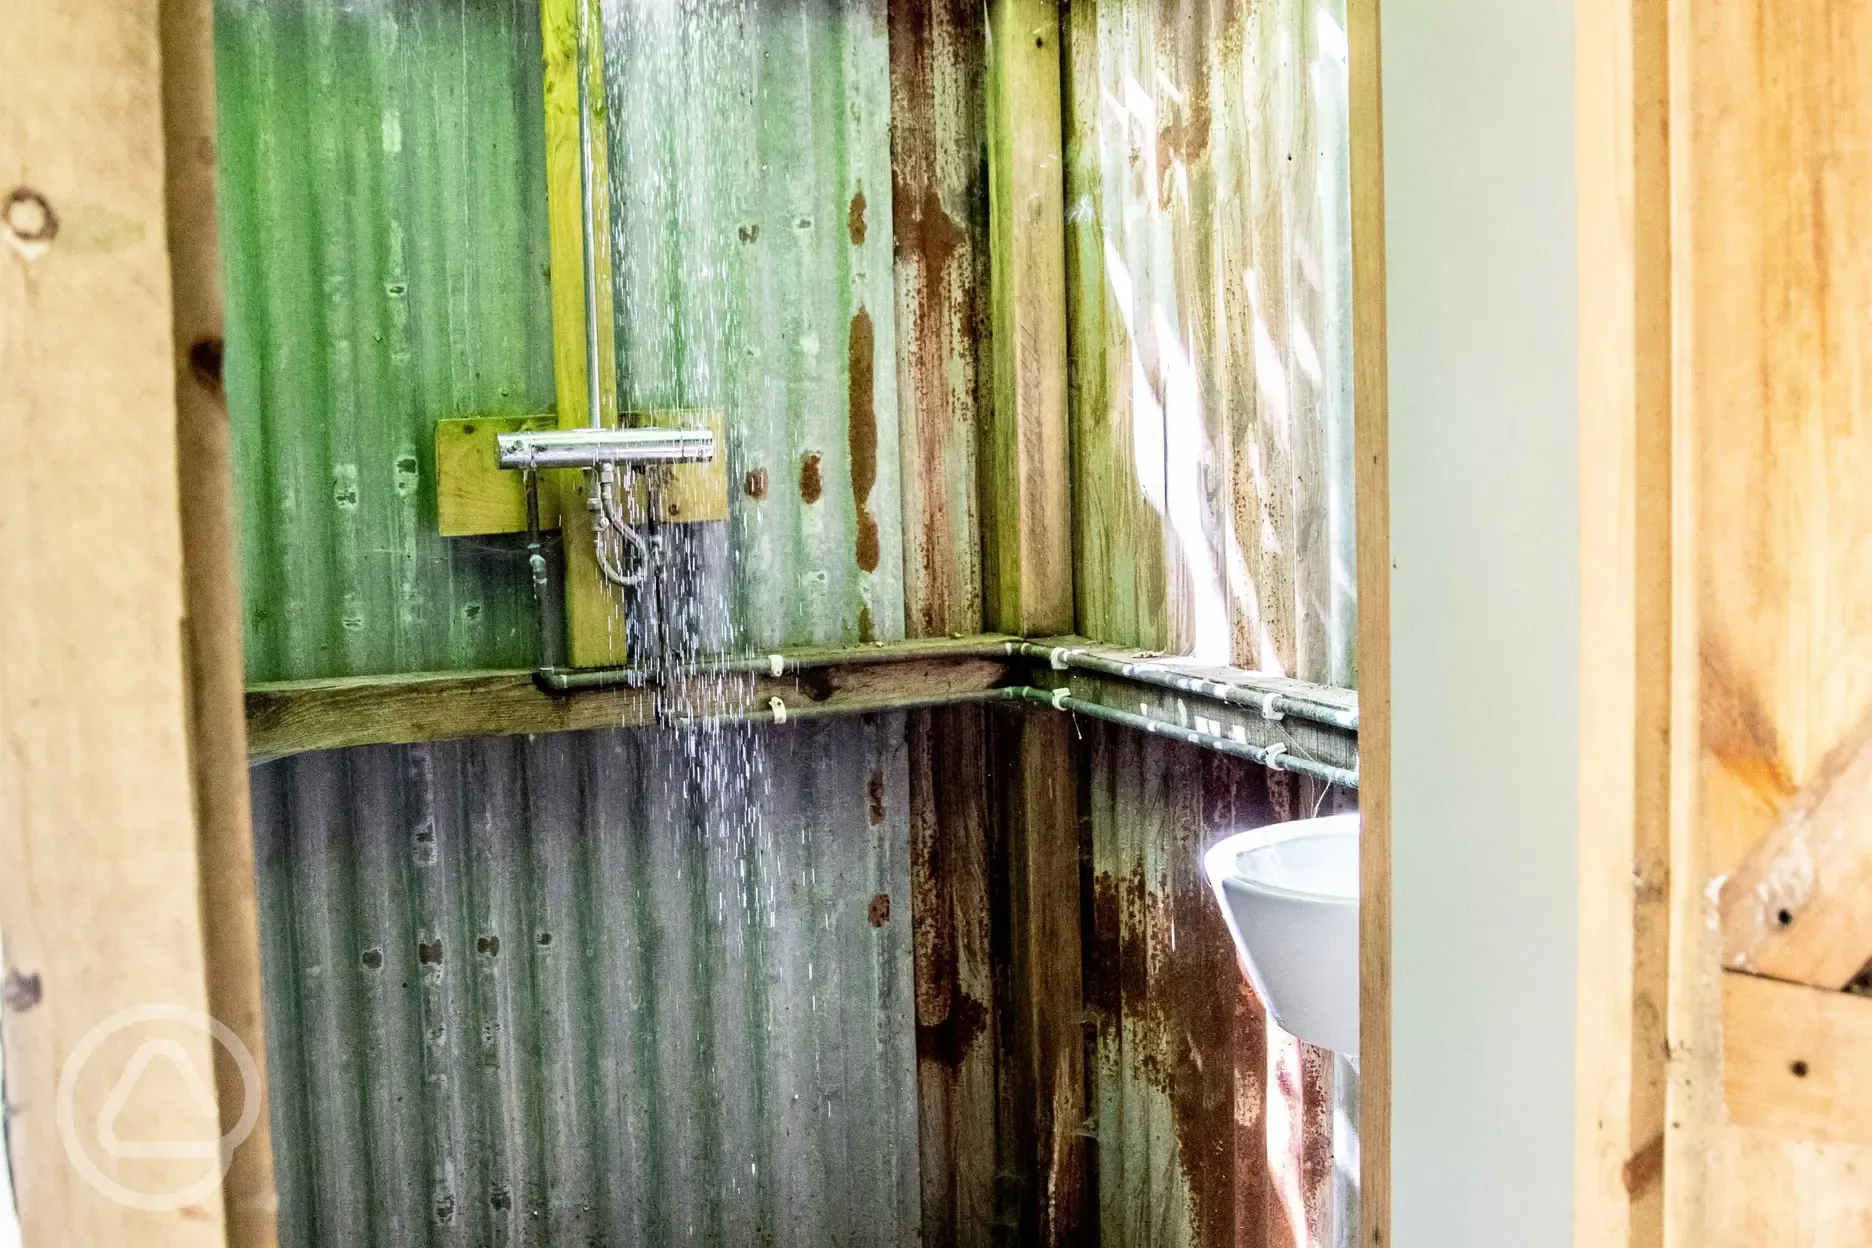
[601,0,905,651]
[252,713,921,1247]
[888,0,989,638]
[218,0,929,681]
[1064,0,1356,687]
[1085,722,1349,1248]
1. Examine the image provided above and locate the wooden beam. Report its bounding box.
[158,0,277,1240]
[1723,972,1872,1148]
[0,0,228,1239]
[1721,709,1872,990]
[1574,0,1681,1242]
[981,2,1081,1238]
[247,641,1016,760]
[982,0,1073,638]
[539,0,625,668]
[1348,1,1391,1243]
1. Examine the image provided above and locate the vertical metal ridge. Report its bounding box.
[254,716,921,1247]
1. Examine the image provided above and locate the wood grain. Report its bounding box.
[1348,0,1390,1242]
[247,653,1013,760]
[1679,0,1872,1239]
[433,414,562,536]
[1721,710,1872,989]
[0,0,227,1239]
[983,0,1074,638]
[159,0,279,1239]
[889,0,988,638]
[1723,973,1872,1150]
[1573,0,1678,1241]
[540,0,626,667]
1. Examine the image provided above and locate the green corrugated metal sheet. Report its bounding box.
[602,0,903,650]
[217,0,908,681]
[218,0,558,682]
[253,715,921,1247]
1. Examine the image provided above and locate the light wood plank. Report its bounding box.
[434,414,561,537]
[1723,973,1872,1148]
[1347,1,1390,1242]
[0,0,229,1239]
[1721,711,1872,989]
[1573,0,1679,1242]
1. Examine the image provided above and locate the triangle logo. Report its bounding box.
[94,1037,220,1161]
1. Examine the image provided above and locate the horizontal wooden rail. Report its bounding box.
[246,634,1360,769]
[1723,971,1872,1147]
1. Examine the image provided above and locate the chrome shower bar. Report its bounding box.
[496,427,717,471]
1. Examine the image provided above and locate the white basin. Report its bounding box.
[1203,813,1360,1055]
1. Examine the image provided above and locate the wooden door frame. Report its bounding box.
[0,0,270,1242]
[1347,1,1389,1243]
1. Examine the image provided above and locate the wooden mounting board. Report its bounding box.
[435,409,729,537]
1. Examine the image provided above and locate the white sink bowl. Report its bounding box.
[1203,813,1359,1055]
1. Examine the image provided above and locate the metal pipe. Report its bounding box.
[1011,686,1359,789]
[573,0,603,433]
[498,427,717,471]
[713,638,1020,676]
[1016,642,1359,731]
[522,468,564,673]
[535,665,649,693]
[659,688,1021,730]
[659,682,1359,789]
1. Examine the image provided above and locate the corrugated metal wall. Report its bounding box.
[602,0,906,650]
[1065,0,1356,682]
[218,0,918,681]
[1063,0,1359,1243]
[218,0,1359,1243]
[252,714,921,1246]
[217,0,558,683]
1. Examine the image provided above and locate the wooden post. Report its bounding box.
[540,0,626,668]
[983,1,1082,1242]
[983,0,1074,639]
[0,0,236,1241]
[1348,2,1391,1244]
[160,0,279,1242]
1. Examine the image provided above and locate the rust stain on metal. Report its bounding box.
[1089,740,1315,1246]
[868,893,892,927]
[744,467,768,500]
[857,604,875,644]
[799,452,824,504]
[849,306,880,572]
[868,770,887,824]
[847,187,868,245]
[893,175,966,279]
